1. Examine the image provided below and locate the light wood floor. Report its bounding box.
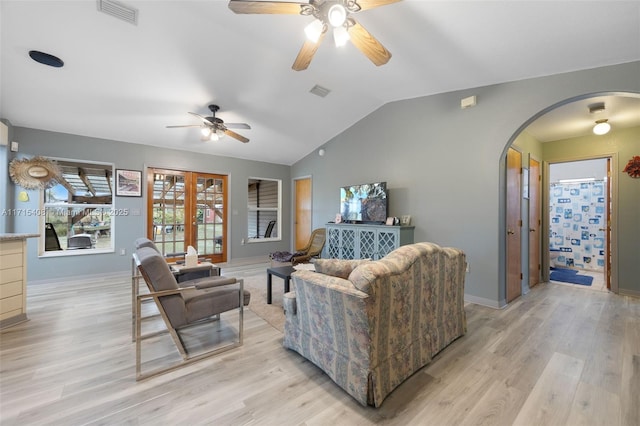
[1,267,638,425]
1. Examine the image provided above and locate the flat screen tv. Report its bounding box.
[340,182,388,224]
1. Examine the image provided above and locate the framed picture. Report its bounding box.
[386,217,395,226]
[401,215,412,226]
[115,169,142,197]
[335,213,342,223]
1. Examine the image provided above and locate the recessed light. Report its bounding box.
[29,50,64,68]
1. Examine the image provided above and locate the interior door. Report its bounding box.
[529,157,541,288]
[605,158,611,289]
[506,148,522,303]
[147,168,227,263]
[295,177,311,250]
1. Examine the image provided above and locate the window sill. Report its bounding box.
[247,237,281,244]
[38,248,115,258]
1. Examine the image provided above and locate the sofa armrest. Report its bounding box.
[190,276,238,289]
[283,292,296,315]
[288,271,371,359]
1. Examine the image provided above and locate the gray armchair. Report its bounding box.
[133,246,250,380]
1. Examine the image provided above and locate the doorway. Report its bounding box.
[294,177,312,250]
[505,147,522,303]
[502,92,635,303]
[548,158,610,291]
[146,168,228,263]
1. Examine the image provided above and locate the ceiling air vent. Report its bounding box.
[97,0,138,25]
[310,84,331,98]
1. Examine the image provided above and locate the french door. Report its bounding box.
[147,168,228,263]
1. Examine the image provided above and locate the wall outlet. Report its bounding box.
[466,262,470,273]
[120,248,126,256]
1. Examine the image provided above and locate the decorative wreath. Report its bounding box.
[623,156,640,178]
[8,156,61,189]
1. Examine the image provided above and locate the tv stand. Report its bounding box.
[326,223,414,260]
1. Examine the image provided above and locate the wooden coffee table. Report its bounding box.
[266,265,296,304]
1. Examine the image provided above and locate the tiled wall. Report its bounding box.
[549,181,606,271]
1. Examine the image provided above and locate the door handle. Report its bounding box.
[529,228,535,232]
[507,229,515,235]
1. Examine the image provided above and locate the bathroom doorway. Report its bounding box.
[548,158,609,291]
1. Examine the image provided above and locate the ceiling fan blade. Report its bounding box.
[292,31,326,71]
[348,20,392,66]
[228,1,309,14]
[224,122,251,130]
[355,0,402,12]
[166,124,202,128]
[188,112,214,125]
[224,129,250,143]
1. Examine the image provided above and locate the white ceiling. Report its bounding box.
[2,1,640,165]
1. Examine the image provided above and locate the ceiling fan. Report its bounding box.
[167,104,251,143]
[228,0,401,71]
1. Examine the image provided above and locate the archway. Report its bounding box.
[499,91,640,302]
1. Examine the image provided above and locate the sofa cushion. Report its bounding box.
[314,258,371,279]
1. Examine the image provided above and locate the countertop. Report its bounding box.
[0,233,40,241]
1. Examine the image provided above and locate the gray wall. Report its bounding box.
[291,61,640,306]
[6,127,291,281]
[4,61,639,303]
[0,119,17,234]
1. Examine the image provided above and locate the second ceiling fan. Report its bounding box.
[167,104,251,143]
[228,0,401,71]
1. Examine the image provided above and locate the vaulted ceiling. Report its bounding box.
[2,1,639,165]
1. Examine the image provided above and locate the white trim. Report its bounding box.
[464,293,505,309]
[28,270,129,286]
[619,289,640,299]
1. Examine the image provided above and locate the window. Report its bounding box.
[41,159,114,256]
[247,178,281,242]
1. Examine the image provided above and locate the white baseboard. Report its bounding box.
[28,270,129,286]
[619,288,640,299]
[464,293,505,309]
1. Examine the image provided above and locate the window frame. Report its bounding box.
[247,177,281,244]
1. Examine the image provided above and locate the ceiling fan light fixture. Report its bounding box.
[201,127,212,137]
[305,19,324,43]
[210,132,220,141]
[327,4,347,27]
[333,25,350,47]
[593,119,611,135]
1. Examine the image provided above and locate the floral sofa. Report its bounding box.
[283,242,466,407]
